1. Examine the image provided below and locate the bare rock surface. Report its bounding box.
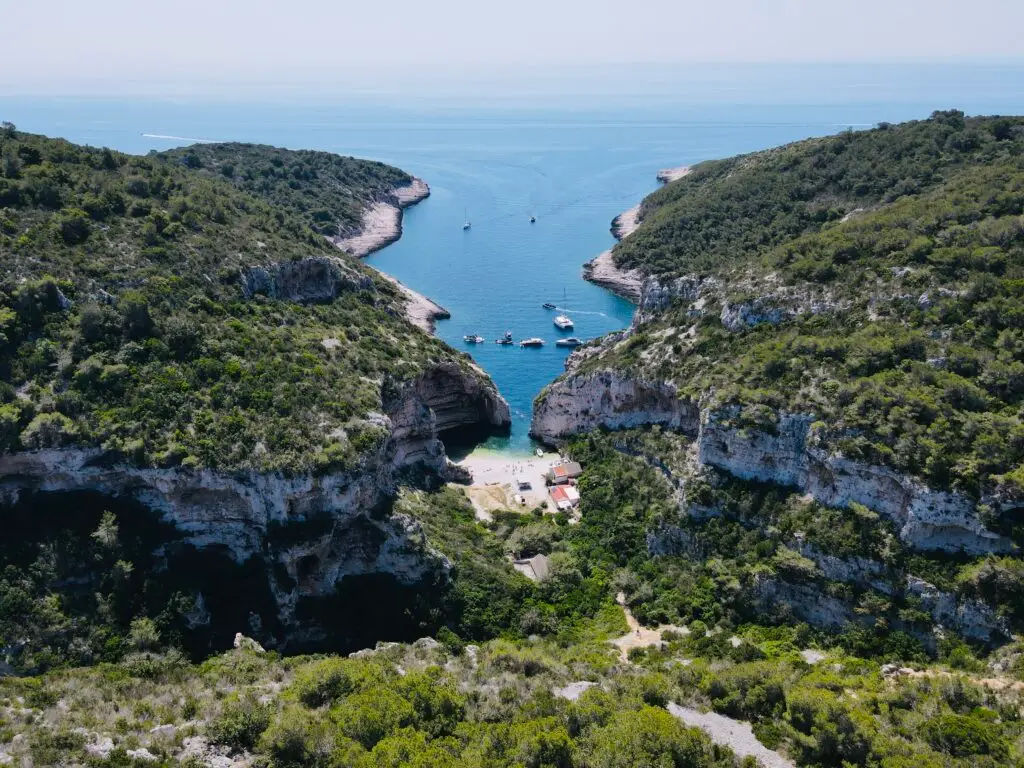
[667,702,795,768]
[0,360,509,648]
[333,178,430,258]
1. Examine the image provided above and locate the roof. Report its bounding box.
[550,485,580,506]
[549,462,583,480]
[512,554,550,582]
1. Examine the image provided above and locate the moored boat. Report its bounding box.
[463,334,485,344]
[553,315,574,330]
[555,337,582,347]
[542,302,556,310]
[495,330,514,345]
[520,337,545,347]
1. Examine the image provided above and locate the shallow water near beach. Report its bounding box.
[6,68,1022,451]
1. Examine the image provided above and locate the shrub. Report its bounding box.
[209,693,273,752]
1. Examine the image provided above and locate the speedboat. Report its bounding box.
[556,337,582,347]
[495,330,514,345]
[554,315,574,330]
[542,302,557,310]
[520,338,544,347]
[463,334,485,344]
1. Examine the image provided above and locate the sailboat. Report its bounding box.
[462,208,471,230]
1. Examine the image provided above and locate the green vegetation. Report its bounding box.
[580,112,1024,497]
[0,126,471,471]
[616,111,1023,277]
[4,628,1024,767]
[162,143,411,239]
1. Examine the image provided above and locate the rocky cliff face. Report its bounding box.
[531,369,698,445]
[698,406,1012,555]
[752,573,1008,647]
[240,256,372,303]
[0,361,510,650]
[532,358,1010,555]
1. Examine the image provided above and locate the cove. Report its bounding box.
[7,95,1023,451]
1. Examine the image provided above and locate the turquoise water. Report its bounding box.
[4,69,1023,450]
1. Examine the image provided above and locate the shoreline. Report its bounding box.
[581,165,691,302]
[333,177,430,257]
[332,177,450,333]
[454,445,563,519]
[656,165,692,184]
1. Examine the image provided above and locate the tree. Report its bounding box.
[91,511,120,550]
[0,121,14,138]
[20,412,77,449]
[586,707,715,768]
[128,617,161,650]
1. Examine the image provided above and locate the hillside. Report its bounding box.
[162,142,412,240]
[541,111,1024,498]
[533,111,1024,666]
[0,124,512,664]
[0,126,502,473]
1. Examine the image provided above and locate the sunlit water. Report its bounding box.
[5,69,1023,450]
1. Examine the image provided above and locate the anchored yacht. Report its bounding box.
[553,315,574,330]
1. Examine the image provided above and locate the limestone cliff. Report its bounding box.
[0,361,509,650]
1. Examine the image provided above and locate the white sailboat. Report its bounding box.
[462,208,471,230]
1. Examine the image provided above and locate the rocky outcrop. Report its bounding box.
[905,577,1009,644]
[719,298,790,332]
[635,275,714,325]
[698,407,1012,555]
[0,360,509,649]
[532,372,1010,554]
[241,256,371,302]
[657,166,692,184]
[333,178,430,258]
[386,362,510,469]
[582,252,646,303]
[531,370,698,446]
[580,198,646,303]
[751,573,1009,647]
[611,205,641,239]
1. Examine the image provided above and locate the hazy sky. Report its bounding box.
[4,0,1023,95]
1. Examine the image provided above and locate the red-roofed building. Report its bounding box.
[549,484,580,511]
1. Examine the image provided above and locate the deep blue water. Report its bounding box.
[4,69,1023,451]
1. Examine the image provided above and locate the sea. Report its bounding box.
[4,63,1023,453]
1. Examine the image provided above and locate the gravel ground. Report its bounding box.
[667,703,795,768]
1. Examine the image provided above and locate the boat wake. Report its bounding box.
[142,133,219,143]
[548,306,610,317]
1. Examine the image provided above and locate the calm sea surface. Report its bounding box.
[5,69,1023,451]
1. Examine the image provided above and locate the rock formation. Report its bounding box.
[0,360,510,649]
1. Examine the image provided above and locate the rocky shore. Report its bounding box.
[333,177,430,257]
[581,203,647,302]
[331,177,450,333]
[656,165,692,184]
[582,167,690,302]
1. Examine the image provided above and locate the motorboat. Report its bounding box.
[520,338,544,347]
[542,302,557,310]
[553,315,574,330]
[530,215,536,223]
[463,334,485,344]
[495,330,514,345]
[556,337,582,347]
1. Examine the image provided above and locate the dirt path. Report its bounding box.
[610,592,688,662]
[668,703,795,768]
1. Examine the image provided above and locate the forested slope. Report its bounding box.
[0,125,479,472]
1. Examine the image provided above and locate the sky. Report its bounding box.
[4,0,1024,97]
